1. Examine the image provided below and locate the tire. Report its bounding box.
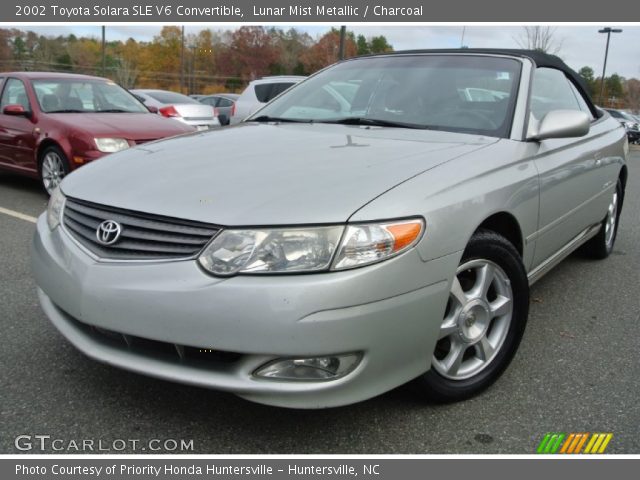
[39,145,70,196]
[414,229,529,403]
[580,179,623,260]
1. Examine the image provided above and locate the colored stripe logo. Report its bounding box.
[536,433,613,454]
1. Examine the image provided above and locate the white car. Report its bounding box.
[132,89,220,130]
[230,76,305,125]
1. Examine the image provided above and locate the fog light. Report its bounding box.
[254,353,361,381]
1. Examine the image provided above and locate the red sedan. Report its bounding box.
[0,72,194,194]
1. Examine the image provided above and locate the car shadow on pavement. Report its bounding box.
[0,172,46,196]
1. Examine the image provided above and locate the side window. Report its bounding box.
[530,68,580,120]
[254,82,296,103]
[0,78,31,112]
[568,82,595,121]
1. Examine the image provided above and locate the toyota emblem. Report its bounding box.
[96,220,122,245]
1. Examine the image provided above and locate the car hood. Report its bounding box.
[49,112,194,140]
[61,123,498,225]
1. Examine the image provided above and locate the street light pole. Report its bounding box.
[338,26,346,60]
[598,27,622,105]
[180,26,185,94]
[101,26,106,77]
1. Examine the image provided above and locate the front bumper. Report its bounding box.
[31,214,459,408]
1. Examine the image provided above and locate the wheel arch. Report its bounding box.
[473,212,524,258]
[36,138,65,172]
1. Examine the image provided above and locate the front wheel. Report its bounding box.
[39,146,70,196]
[414,230,529,403]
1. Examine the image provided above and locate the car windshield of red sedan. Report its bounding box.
[253,55,522,138]
[33,79,148,113]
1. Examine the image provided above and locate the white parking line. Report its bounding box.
[0,206,38,224]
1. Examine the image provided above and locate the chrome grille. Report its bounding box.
[62,197,219,261]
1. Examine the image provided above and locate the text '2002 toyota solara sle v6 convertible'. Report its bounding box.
[32,49,627,408]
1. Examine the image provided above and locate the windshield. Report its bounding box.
[252,55,522,137]
[34,79,148,113]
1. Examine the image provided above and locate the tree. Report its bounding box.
[605,74,624,100]
[268,28,313,75]
[217,27,278,80]
[356,34,369,55]
[625,78,640,113]
[515,26,563,55]
[578,66,597,97]
[300,29,357,73]
[111,38,140,87]
[369,35,393,54]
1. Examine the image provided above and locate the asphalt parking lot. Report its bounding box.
[1,152,639,455]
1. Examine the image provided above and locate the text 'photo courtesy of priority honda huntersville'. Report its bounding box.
[31,49,628,409]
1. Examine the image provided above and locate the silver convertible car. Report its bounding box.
[32,50,627,408]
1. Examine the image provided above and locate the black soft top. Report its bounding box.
[382,48,599,116]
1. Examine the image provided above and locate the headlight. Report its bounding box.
[47,187,65,230]
[332,219,424,270]
[197,218,424,276]
[198,226,343,275]
[94,138,129,153]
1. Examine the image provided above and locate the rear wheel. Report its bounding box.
[39,146,69,196]
[580,180,622,259]
[414,230,529,402]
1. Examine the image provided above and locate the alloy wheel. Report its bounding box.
[433,259,513,380]
[41,152,66,194]
[604,190,618,249]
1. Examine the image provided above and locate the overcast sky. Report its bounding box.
[22,25,640,78]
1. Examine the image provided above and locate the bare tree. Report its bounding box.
[515,26,563,55]
[114,56,138,88]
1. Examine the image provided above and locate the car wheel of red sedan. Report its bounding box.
[39,146,70,196]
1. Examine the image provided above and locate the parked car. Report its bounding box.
[189,94,206,101]
[604,108,640,143]
[32,49,627,408]
[131,89,220,130]
[230,76,305,124]
[0,72,194,194]
[198,93,239,126]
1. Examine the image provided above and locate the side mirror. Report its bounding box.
[146,105,159,114]
[3,104,31,117]
[528,110,590,141]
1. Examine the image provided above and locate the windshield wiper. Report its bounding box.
[47,109,84,113]
[250,115,313,123]
[316,117,430,130]
[99,109,133,113]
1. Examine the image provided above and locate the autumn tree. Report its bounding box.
[137,26,182,89]
[112,38,140,88]
[217,26,278,80]
[301,29,357,74]
[625,78,640,112]
[269,28,313,75]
